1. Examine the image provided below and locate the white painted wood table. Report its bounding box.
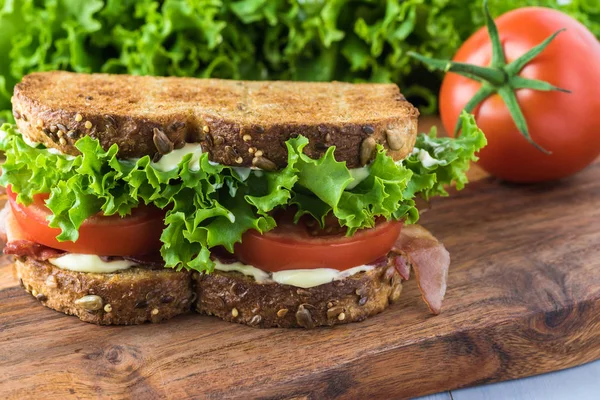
[416,359,600,400]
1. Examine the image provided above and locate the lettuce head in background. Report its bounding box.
[0,0,598,123]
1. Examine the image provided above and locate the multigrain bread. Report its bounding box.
[12,254,403,327]
[195,263,404,328]
[15,258,194,325]
[12,71,419,168]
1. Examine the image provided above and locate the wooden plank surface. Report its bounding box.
[1,119,599,399]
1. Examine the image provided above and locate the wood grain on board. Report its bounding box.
[0,117,599,399]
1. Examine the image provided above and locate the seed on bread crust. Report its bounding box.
[56,124,67,133]
[327,306,344,319]
[45,275,58,288]
[277,308,288,318]
[153,128,174,155]
[362,125,375,135]
[224,146,238,162]
[135,300,148,309]
[75,295,103,311]
[169,121,185,132]
[295,304,314,329]
[252,156,276,171]
[161,295,174,304]
[360,137,377,166]
[386,127,405,150]
[213,135,224,146]
[315,142,328,151]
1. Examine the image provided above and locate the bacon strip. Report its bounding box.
[4,240,65,260]
[393,224,450,315]
[393,255,411,281]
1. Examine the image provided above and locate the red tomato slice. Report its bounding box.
[234,216,402,272]
[7,187,164,256]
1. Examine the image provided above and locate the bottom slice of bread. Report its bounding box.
[194,263,404,328]
[14,256,403,327]
[15,257,194,325]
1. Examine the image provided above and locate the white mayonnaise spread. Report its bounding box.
[150,143,204,172]
[211,261,270,282]
[14,131,374,186]
[46,252,373,288]
[22,135,40,148]
[49,254,136,273]
[213,259,374,288]
[412,147,444,168]
[346,166,370,190]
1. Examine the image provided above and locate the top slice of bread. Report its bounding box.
[12,71,419,168]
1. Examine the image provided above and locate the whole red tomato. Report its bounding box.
[440,8,600,182]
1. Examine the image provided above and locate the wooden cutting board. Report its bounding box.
[1,118,599,399]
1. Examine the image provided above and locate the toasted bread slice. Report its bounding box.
[12,71,419,168]
[15,257,193,325]
[14,255,402,327]
[194,262,404,328]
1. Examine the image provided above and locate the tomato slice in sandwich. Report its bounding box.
[7,187,164,256]
[234,212,402,272]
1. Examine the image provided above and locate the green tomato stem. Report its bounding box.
[453,84,495,135]
[408,0,569,153]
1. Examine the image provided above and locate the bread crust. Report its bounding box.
[194,263,404,328]
[12,71,419,168]
[15,257,193,325]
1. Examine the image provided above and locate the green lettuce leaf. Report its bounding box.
[404,111,487,200]
[1,1,597,118]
